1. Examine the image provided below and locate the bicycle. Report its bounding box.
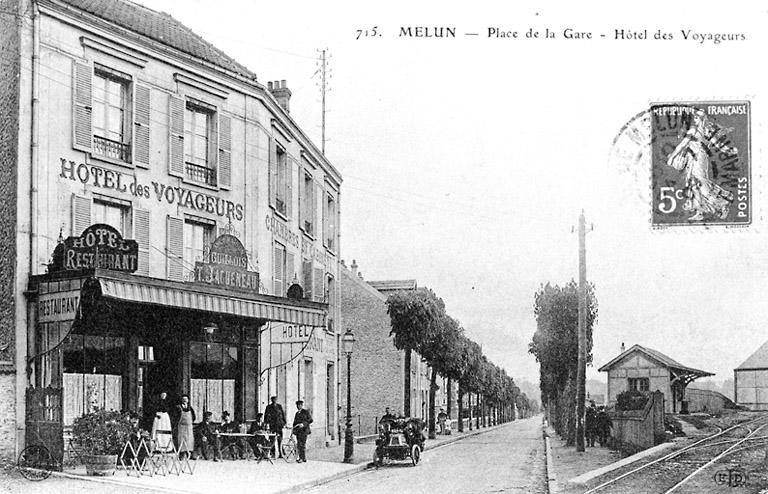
[17,422,64,481]
[280,431,297,463]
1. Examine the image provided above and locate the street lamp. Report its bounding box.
[342,328,356,463]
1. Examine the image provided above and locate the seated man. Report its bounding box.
[193,411,217,460]
[215,411,243,460]
[248,413,274,458]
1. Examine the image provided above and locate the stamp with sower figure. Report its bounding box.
[651,101,750,226]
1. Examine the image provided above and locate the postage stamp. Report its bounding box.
[650,101,751,227]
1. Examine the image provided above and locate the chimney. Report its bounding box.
[358,271,363,280]
[620,342,625,353]
[350,259,358,277]
[267,80,291,113]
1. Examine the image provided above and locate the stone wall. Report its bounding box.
[610,390,666,455]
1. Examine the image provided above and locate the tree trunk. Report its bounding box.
[447,378,453,419]
[428,367,437,439]
[404,348,411,416]
[468,392,473,430]
[457,385,464,432]
[476,394,481,429]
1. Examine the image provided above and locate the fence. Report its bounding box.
[610,390,665,455]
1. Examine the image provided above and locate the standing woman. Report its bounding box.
[151,391,173,451]
[175,395,196,459]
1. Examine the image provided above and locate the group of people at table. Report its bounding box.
[131,392,313,463]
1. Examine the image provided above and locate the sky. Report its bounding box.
[136,0,768,394]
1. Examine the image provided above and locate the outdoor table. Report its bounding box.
[215,432,277,462]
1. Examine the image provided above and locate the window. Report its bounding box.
[190,342,238,423]
[326,274,335,333]
[92,199,130,235]
[628,377,650,392]
[183,220,214,280]
[184,102,216,186]
[275,146,288,215]
[92,68,131,162]
[324,191,337,251]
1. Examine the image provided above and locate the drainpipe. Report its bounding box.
[30,1,39,277]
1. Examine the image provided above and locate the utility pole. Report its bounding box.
[576,210,588,452]
[316,49,331,154]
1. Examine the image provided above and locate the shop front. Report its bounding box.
[27,226,327,457]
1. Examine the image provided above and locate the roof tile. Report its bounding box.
[55,0,256,79]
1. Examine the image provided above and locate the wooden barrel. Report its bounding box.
[84,454,117,476]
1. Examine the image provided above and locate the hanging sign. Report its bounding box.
[38,290,80,323]
[53,224,139,272]
[194,234,259,293]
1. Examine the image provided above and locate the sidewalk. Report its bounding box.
[545,426,622,493]
[43,421,509,494]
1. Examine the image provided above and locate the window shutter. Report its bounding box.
[285,251,295,286]
[315,181,323,244]
[71,194,91,235]
[133,84,151,167]
[72,60,92,151]
[134,209,150,276]
[302,259,313,300]
[286,158,294,219]
[313,267,324,302]
[268,138,277,210]
[168,96,184,177]
[298,167,305,231]
[273,244,284,296]
[166,216,184,281]
[322,183,328,248]
[218,114,232,189]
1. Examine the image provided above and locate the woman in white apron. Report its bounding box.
[175,395,196,458]
[151,391,173,452]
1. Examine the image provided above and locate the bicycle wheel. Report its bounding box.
[18,445,54,481]
[281,438,297,462]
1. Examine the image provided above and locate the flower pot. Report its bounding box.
[84,454,117,476]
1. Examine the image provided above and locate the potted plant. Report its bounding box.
[72,409,133,476]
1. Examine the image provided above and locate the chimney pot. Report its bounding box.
[350,259,358,276]
[268,79,292,113]
[620,342,626,353]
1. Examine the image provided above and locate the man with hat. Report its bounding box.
[264,396,287,457]
[292,400,313,463]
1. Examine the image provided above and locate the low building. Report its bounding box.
[339,261,439,436]
[598,344,713,413]
[734,340,768,410]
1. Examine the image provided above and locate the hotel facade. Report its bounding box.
[0,0,342,459]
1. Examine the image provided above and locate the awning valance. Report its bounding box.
[31,269,327,327]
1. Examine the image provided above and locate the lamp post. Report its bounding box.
[342,329,356,463]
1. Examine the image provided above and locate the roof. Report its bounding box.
[735,340,768,370]
[367,280,418,293]
[598,344,713,377]
[50,0,256,79]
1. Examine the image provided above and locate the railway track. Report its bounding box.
[582,413,768,494]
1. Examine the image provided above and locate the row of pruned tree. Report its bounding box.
[386,288,534,439]
[528,281,597,446]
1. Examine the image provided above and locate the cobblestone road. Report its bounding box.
[307,416,548,494]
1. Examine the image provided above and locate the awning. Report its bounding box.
[33,269,327,327]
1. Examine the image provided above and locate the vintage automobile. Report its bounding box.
[372,417,425,467]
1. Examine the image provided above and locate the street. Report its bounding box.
[307,417,547,494]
